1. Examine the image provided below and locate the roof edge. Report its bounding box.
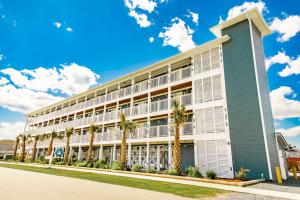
[210,8,271,38]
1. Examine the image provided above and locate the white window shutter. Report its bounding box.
[195,109,205,134]
[205,108,214,133]
[214,106,225,133]
[202,51,210,72]
[194,79,203,104]
[203,77,212,102]
[211,47,220,69]
[194,54,202,74]
[212,75,222,100]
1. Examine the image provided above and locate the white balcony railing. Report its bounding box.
[150,99,168,113]
[172,93,192,107]
[118,107,131,117]
[119,86,132,98]
[151,74,168,88]
[170,66,192,82]
[133,80,148,94]
[132,103,148,116]
[149,125,168,138]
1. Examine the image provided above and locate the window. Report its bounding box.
[194,54,202,74]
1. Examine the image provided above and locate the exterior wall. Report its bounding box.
[250,21,279,180]
[221,19,271,180]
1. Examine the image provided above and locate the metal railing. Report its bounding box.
[150,99,168,113]
[149,125,168,138]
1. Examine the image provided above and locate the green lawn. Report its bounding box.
[0,163,226,198]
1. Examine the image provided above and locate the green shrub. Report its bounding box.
[132,164,143,172]
[52,158,62,164]
[24,158,32,163]
[87,161,94,168]
[236,167,250,180]
[147,166,156,173]
[76,161,88,167]
[111,161,122,170]
[164,169,180,176]
[185,166,202,178]
[206,170,216,179]
[54,161,64,165]
[94,159,109,169]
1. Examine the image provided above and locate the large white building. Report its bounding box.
[24,8,279,180]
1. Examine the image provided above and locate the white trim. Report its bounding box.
[219,44,234,178]
[248,17,272,180]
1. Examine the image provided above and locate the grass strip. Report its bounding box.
[0,163,226,198]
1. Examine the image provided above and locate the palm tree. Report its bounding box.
[13,135,21,160]
[63,128,74,165]
[19,134,29,162]
[30,134,44,162]
[46,131,63,156]
[87,124,98,163]
[172,99,186,173]
[119,112,136,170]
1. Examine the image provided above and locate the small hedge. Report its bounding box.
[147,166,156,173]
[164,169,180,176]
[185,166,202,178]
[111,161,122,170]
[131,164,143,172]
[206,170,216,179]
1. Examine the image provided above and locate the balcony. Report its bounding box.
[170,66,192,82]
[133,80,148,94]
[171,122,193,136]
[106,91,118,102]
[119,86,132,98]
[151,74,168,88]
[104,110,117,121]
[118,107,131,117]
[149,125,168,138]
[132,104,148,116]
[130,127,147,139]
[150,99,168,113]
[172,93,192,107]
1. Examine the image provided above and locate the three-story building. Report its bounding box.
[24,8,279,180]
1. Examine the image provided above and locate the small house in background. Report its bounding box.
[0,139,16,160]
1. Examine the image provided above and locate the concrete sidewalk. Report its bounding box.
[1,162,300,200]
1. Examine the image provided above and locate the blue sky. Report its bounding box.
[0,0,299,147]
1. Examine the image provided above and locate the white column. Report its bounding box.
[78,146,82,161]
[168,142,172,169]
[146,142,150,169]
[157,145,160,171]
[98,144,103,160]
[194,141,198,168]
[112,143,116,161]
[130,79,134,117]
[128,143,132,166]
[69,146,73,160]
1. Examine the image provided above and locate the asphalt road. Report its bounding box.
[0,167,193,200]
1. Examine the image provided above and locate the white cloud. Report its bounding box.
[128,10,152,28]
[125,0,157,13]
[221,1,267,22]
[279,56,300,77]
[187,10,199,26]
[149,36,154,43]
[66,27,73,32]
[0,84,63,113]
[265,51,290,70]
[270,15,300,42]
[270,86,300,119]
[277,126,300,137]
[159,17,196,52]
[53,21,62,28]
[0,122,25,139]
[1,63,100,96]
[0,53,4,61]
[265,51,300,76]
[0,77,8,85]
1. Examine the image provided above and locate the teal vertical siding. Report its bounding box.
[221,20,270,180]
[251,21,279,180]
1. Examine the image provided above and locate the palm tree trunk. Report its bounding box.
[64,136,70,165]
[173,124,181,172]
[13,140,19,160]
[31,139,38,162]
[19,137,26,162]
[47,136,54,156]
[87,132,94,163]
[120,129,127,170]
